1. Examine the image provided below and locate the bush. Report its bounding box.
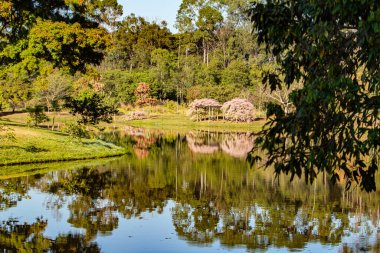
[26,105,49,126]
[65,91,118,125]
[0,124,15,143]
[221,98,255,122]
[164,100,178,111]
[62,123,90,141]
[124,111,148,121]
[186,86,202,101]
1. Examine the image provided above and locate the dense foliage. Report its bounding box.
[248,0,380,192]
[0,0,120,76]
[0,0,276,113]
[65,91,118,125]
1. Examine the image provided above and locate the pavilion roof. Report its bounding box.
[190,98,222,108]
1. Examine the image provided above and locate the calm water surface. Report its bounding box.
[0,127,379,252]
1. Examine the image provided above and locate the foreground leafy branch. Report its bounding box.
[248,0,379,192]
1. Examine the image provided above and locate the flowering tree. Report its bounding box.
[134,83,157,106]
[221,99,255,122]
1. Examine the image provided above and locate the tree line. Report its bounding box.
[0,0,280,114]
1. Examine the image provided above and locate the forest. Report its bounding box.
[0,0,283,115]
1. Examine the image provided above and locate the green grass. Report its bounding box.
[1,112,76,128]
[124,114,265,132]
[0,122,126,166]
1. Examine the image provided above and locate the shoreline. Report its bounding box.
[0,122,127,166]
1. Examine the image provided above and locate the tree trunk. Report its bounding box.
[203,37,207,64]
[178,44,181,68]
[223,44,227,68]
[51,115,55,130]
[206,44,209,66]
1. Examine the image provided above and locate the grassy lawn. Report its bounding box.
[124,114,265,132]
[1,112,76,128]
[0,122,126,166]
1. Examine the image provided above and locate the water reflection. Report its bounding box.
[114,127,255,159]
[185,131,255,158]
[0,128,379,252]
[0,218,100,252]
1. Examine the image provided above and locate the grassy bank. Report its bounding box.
[0,157,120,179]
[0,122,126,166]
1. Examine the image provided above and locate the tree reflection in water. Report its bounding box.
[186,130,255,158]
[0,128,379,252]
[0,218,100,252]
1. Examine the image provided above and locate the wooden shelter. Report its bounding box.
[189,98,222,121]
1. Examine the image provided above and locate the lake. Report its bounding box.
[0,127,379,252]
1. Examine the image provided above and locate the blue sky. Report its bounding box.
[119,0,182,33]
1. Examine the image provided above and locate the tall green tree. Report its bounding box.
[176,0,224,65]
[35,69,73,112]
[151,48,176,99]
[248,0,380,192]
[221,59,250,88]
[0,0,121,75]
[196,5,224,65]
[109,14,175,70]
[0,0,122,110]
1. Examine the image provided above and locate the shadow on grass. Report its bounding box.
[82,141,113,149]
[37,125,67,133]
[0,145,49,153]
[24,145,48,153]
[0,120,70,138]
[0,120,25,127]
[0,111,26,117]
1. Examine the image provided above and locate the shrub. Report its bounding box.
[186,85,202,101]
[65,91,118,125]
[221,98,255,122]
[124,111,148,121]
[26,105,49,126]
[0,124,15,143]
[164,100,179,112]
[62,123,90,141]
